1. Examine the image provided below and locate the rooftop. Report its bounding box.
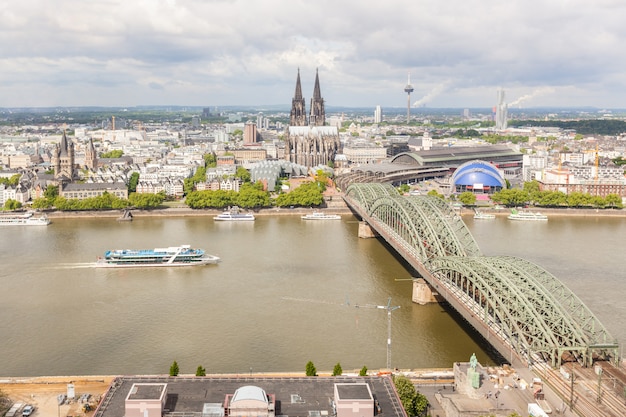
[94,376,404,417]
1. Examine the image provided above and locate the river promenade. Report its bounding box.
[41,204,626,219]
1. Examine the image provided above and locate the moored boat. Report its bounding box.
[0,211,50,226]
[473,210,495,220]
[301,211,341,220]
[214,207,255,221]
[95,244,220,267]
[507,209,548,221]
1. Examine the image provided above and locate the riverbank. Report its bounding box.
[461,206,626,217]
[42,204,626,219]
[43,205,355,219]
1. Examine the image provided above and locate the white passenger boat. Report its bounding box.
[473,210,495,220]
[507,209,548,221]
[213,207,255,221]
[95,245,220,268]
[0,211,51,226]
[301,211,341,220]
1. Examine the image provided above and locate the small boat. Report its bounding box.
[214,207,255,222]
[301,211,341,220]
[95,244,220,268]
[473,210,495,220]
[0,211,50,226]
[507,209,548,221]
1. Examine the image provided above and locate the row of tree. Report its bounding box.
[491,181,623,208]
[29,185,167,210]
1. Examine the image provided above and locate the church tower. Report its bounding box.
[289,69,307,126]
[52,131,76,180]
[309,68,325,126]
[85,138,98,170]
[286,68,340,168]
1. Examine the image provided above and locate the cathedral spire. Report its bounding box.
[309,68,325,126]
[289,68,307,126]
[294,68,303,100]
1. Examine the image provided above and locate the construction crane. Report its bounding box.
[355,297,400,370]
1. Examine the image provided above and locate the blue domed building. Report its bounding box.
[451,160,505,194]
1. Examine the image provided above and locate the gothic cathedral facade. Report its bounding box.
[286,69,340,168]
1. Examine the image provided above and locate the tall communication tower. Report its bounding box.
[404,73,414,124]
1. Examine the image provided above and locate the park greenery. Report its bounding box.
[392,375,428,417]
[30,185,167,211]
[490,180,623,209]
[457,191,477,206]
[2,199,22,210]
[0,174,20,187]
[196,366,206,376]
[185,182,271,209]
[99,150,124,158]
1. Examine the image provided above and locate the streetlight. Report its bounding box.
[356,297,401,370]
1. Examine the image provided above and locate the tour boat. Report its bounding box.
[507,209,548,221]
[0,211,51,226]
[301,211,341,220]
[95,245,220,267]
[214,207,255,222]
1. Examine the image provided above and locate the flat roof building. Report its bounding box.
[93,376,406,417]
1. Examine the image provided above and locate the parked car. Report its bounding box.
[22,405,35,416]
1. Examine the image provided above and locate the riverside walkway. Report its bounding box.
[344,183,619,369]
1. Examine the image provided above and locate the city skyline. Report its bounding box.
[1,1,626,109]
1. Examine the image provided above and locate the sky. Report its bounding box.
[1,0,626,109]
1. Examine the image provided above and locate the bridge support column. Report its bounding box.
[358,221,379,238]
[412,278,439,305]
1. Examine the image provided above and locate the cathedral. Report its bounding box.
[286,69,340,168]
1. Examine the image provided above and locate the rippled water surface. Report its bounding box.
[0,213,623,376]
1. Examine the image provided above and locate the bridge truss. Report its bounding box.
[344,183,619,367]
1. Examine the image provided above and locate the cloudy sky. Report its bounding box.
[1,0,625,109]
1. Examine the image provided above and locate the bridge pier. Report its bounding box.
[358,221,379,238]
[412,278,439,305]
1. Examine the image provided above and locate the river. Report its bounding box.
[0,212,624,377]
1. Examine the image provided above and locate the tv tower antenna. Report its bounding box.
[404,73,414,124]
[355,297,401,370]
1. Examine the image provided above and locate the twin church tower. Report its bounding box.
[286,69,339,168]
[289,68,326,127]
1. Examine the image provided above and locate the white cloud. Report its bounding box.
[1,0,626,107]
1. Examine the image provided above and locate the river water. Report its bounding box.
[0,212,624,377]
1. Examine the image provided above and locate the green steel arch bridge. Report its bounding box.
[344,182,619,369]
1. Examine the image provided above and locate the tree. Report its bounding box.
[100,150,124,158]
[398,184,410,194]
[605,193,623,208]
[3,199,22,211]
[129,192,165,209]
[195,365,206,376]
[235,166,251,183]
[426,189,444,199]
[128,172,140,193]
[458,192,477,206]
[359,366,368,376]
[169,361,179,376]
[332,363,343,376]
[44,185,59,200]
[393,375,429,416]
[31,197,53,210]
[305,361,317,376]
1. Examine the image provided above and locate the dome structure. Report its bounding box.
[451,160,505,193]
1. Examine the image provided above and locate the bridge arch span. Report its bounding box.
[428,255,618,367]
